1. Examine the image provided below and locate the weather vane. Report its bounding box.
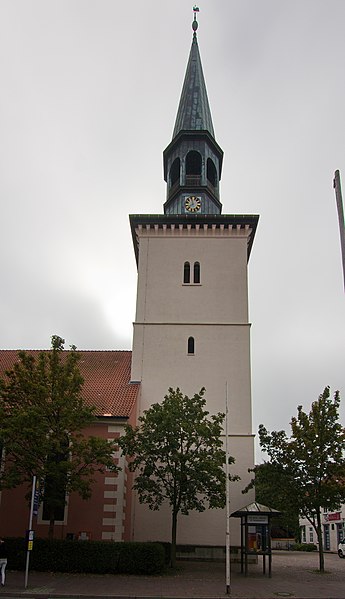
[192,5,199,35]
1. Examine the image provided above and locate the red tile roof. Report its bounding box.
[0,350,139,418]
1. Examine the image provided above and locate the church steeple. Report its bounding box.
[172,12,214,138]
[163,8,223,215]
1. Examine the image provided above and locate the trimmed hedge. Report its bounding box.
[291,542,317,552]
[4,538,165,575]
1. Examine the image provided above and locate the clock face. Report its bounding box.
[185,196,201,213]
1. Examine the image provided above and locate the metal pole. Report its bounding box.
[24,475,36,589]
[225,382,230,595]
[333,170,345,292]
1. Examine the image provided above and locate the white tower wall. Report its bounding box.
[130,223,255,546]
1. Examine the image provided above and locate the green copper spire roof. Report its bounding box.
[172,17,215,139]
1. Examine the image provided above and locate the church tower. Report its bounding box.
[163,13,223,217]
[130,11,258,549]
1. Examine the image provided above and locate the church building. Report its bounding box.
[129,11,258,549]
[0,12,258,551]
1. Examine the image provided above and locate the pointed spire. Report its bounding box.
[172,9,215,139]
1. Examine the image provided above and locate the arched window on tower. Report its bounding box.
[193,261,200,284]
[186,151,202,186]
[207,158,217,188]
[187,336,195,355]
[170,157,180,188]
[183,261,191,284]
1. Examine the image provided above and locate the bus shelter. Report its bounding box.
[231,502,281,577]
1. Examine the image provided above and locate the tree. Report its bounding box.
[0,335,119,538]
[119,387,235,567]
[244,462,300,540]
[257,387,345,572]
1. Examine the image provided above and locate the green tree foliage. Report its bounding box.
[0,335,119,538]
[119,387,235,567]
[244,462,300,539]
[257,387,345,572]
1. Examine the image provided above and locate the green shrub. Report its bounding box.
[3,537,165,575]
[118,542,165,574]
[291,542,317,552]
[157,541,171,565]
[5,537,26,570]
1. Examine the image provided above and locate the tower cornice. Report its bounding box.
[129,213,259,266]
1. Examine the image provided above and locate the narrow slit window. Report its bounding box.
[187,336,195,355]
[207,158,217,187]
[170,157,180,187]
[193,261,200,284]
[183,261,190,284]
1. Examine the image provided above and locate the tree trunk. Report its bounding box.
[48,506,55,540]
[171,509,178,568]
[316,509,324,572]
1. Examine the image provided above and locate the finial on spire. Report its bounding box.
[192,6,199,36]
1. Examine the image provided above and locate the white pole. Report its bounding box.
[333,170,345,292]
[24,475,36,589]
[225,382,230,595]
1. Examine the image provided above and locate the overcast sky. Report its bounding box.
[1,1,345,459]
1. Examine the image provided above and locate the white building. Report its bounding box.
[300,509,345,552]
[129,13,259,550]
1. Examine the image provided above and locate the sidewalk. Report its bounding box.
[0,551,343,599]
